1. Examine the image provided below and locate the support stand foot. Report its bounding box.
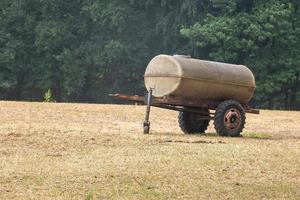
[143,122,150,134]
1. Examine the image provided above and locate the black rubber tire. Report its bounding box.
[178,108,210,134]
[214,100,245,137]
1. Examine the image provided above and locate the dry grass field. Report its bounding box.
[0,101,299,199]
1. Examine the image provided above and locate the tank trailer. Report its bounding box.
[111,55,259,137]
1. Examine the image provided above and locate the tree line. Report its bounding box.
[0,0,299,110]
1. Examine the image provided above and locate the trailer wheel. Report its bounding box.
[214,100,245,137]
[178,108,210,134]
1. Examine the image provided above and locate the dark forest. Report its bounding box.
[1,0,299,109]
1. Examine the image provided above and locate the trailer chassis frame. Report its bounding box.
[110,90,259,134]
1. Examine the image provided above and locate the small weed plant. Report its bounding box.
[44,89,55,102]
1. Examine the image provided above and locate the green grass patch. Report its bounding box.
[203,132,218,137]
[242,132,271,139]
[203,132,271,139]
[86,187,95,200]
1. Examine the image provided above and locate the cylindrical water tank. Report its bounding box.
[144,55,256,104]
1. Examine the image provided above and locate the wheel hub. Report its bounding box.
[224,108,241,130]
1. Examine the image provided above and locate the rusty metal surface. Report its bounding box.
[224,108,242,130]
[110,94,219,109]
[152,104,214,119]
[110,94,145,102]
[110,94,260,115]
[242,104,260,114]
[144,55,256,104]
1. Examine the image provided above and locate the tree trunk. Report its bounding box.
[289,73,299,110]
[14,71,25,100]
[285,90,289,110]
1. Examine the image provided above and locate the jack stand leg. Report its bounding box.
[143,89,153,134]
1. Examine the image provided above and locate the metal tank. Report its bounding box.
[144,54,256,104]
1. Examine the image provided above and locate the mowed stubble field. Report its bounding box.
[0,101,299,199]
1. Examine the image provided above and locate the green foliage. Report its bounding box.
[44,89,54,103]
[181,0,300,109]
[0,0,299,109]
